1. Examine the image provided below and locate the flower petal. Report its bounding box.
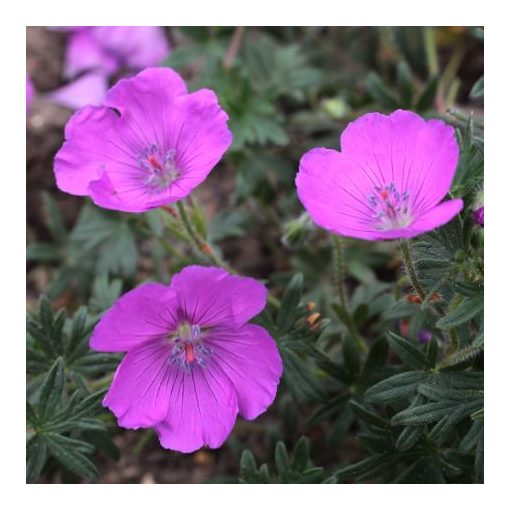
[104,67,187,121]
[54,105,123,196]
[155,366,238,453]
[170,266,267,328]
[340,110,459,215]
[403,198,464,237]
[47,72,108,110]
[296,148,382,240]
[90,283,177,352]
[92,26,170,70]
[65,29,118,78]
[102,340,175,428]
[207,324,283,420]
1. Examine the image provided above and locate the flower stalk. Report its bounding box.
[332,236,368,354]
[400,239,426,302]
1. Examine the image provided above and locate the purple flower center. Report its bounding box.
[367,182,412,231]
[138,144,180,192]
[167,322,212,371]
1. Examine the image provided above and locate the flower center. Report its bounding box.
[367,182,412,231]
[138,144,180,192]
[167,322,212,371]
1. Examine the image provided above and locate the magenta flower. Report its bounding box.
[54,68,233,212]
[473,206,484,226]
[296,110,463,240]
[90,266,283,453]
[63,26,170,79]
[48,72,108,110]
[26,74,34,114]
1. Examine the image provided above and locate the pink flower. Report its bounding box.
[63,26,170,79]
[90,266,283,453]
[473,206,484,226]
[26,74,34,114]
[296,110,463,240]
[47,72,108,110]
[54,68,233,212]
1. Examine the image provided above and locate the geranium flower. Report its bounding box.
[48,72,108,110]
[26,74,34,114]
[63,26,170,79]
[296,110,463,240]
[54,67,233,212]
[473,206,484,226]
[90,266,283,453]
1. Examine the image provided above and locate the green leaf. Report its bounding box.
[335,454,398,482]
[387,332,432,370]
[39,357,65,421]
[396,424,424,452]
[291,437,310,473]
[366,72,399,110]
[428,401,482,443]
[459,420,483,453]
[26,436,48,483]
[470,76,484,98]
[44,434,99,480]
[275,442,291,481]
[436,292,484,329]
[365,371,430,403]
[41,192,68,243]
[438,344,483,370]
[475,433,484,483]
[361,338,388,379]
[415,75,439,112]
[397,61,414,107]
[281,348,327,401]
[391,401,460,426]
[277,273,304,332]
[349,400,390,429]
[417,383,482,402]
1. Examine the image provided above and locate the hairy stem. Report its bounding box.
[176,200,235,272]
[332,236,368,353]
[176,199,281,309]
[401,239,426,302]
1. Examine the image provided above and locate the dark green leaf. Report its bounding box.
[436,292,484,329]
[365,371,430,403]
[277,273,303,332]
[387,332,432,370]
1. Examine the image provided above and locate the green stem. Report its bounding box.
[401,239,426,302]
[424,27,439,78]
[176,199,282,310]
[176,200,236,273]
[332,236,368,353]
